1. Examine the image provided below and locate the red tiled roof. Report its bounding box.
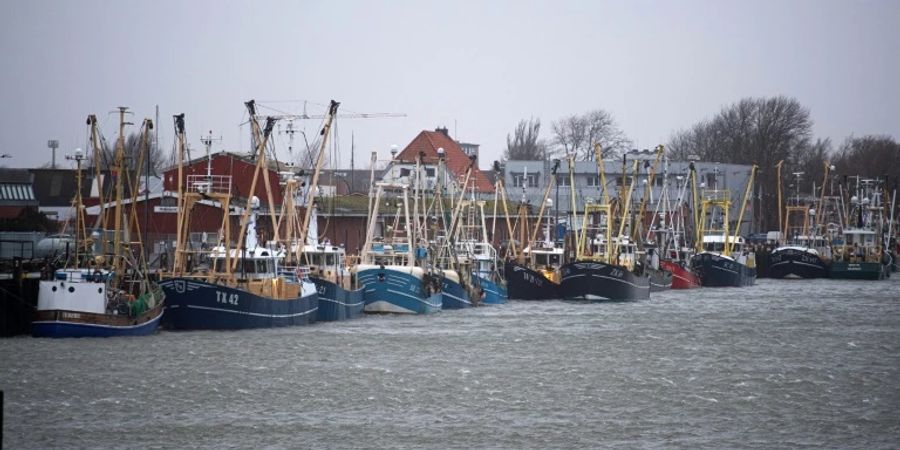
[395,130,494,192]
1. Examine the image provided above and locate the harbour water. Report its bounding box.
[2,277,899,448]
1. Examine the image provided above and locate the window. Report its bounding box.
[557,174,570,186]
[512,173,540,188]
[706,173,717,187]
[161,196,177,207]
[399,168,411,177]
[586,175,600,187]
[425,168,435,177]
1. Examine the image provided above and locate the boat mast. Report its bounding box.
[612,161,639,260]
[297,100,340,264]
[728,165,758,256]
[526,161,559,256]
[87,115,108,255]
[814,161,832,232]
[231,100,277,273]
[127,119,153,275]
[776,160,784,244]
[172,114,187,275]
[632,145,664,241]
[70,147,87,268]
[111,107,130,276]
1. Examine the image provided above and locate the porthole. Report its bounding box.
[68,287,75,293]
[98,288,103,294]
[51,286,57,292]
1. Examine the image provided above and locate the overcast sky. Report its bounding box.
[2,0,898,171]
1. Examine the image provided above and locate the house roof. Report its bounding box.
[395,129,494,192]
[29,169,91,207]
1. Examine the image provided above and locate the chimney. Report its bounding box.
[435,126,449,137]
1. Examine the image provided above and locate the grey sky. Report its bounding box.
[2,0,898,170]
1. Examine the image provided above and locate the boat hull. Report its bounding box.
[159,278,317,330]
[357,267,441,314]
[560,261,651,301]
[768,248,829,279]
[472,273,507,305]
[441,276,473,309]
[659,260,701,289]
[504,262,560,300]
[690,253,756,287]
[311,277,364,322]
[31,303,164,338]
[829,261,888,280]
[648,268,673,292]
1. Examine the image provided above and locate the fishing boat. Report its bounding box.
[275,101,364,322]
[559,148,650,301]
[34,111,164,337]
[355,177,442,314]
[690,165,758,287]
[452,187,507,305]
[159,102,318,329]
[628,145,672,293]
[428,151,478,310]
[293,207,364,321]
[767,163,833,279]
[829,177,892,280]
[504,163,563,300]
[645,159,700,289]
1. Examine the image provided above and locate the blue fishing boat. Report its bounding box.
[160,220,319,330]
[440,270,473,309]
[159,103,318,330]
[356,181,442,314]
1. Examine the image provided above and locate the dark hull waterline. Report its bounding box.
[560,261,651,301]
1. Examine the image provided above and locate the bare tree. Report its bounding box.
[551,109,630,160]
[93,131,166,174]
[666,96,813,231]
[504,117,547,160]
[832,135,900,188]
[794,138,833,192]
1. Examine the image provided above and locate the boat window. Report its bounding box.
[549,254,560,265]
[243,259,256,274]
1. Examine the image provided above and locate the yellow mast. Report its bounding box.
[71,147,87,268]
[690,162,700,250]
[87,115,108,256]
[814,161,831,230]
[612,160,639,260]
[632,145,665,241]
[525,161,559,258]
[111,107,129,275]
[172,114,187,275]
[297,100,340,264]
[230,101,276,273]
[126,119,153,272]
[728,165,758,255]
[496,175,517,260]
[775,160,784,243]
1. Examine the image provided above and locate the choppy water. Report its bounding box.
[2,277,899,449]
